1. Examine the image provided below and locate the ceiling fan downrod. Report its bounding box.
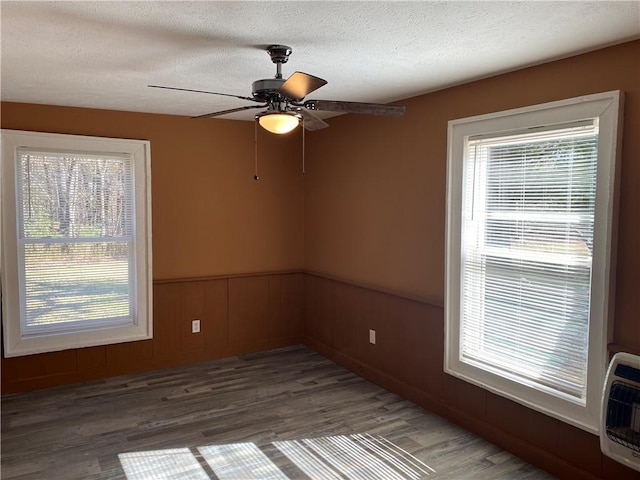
[267,44,292,79]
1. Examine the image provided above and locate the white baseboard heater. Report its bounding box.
[601,352,640,472]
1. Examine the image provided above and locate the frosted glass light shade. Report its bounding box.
[258,113,300,134]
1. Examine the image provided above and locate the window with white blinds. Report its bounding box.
[445,91,622,433]
[1,130,152,357]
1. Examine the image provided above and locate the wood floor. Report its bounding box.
[1,345,555,479]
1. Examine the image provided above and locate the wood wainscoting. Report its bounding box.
[302,273,639,480]
[0,272,304,394]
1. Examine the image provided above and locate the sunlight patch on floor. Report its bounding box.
[275,433,435,479]
[118,434,436,479]
[118,447,209,480]
[198,442,288,479]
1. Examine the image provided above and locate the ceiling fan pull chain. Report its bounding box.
[254,120,260,180]
[302,117,306,176]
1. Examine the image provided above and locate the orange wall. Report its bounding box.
[304,40,640,350]
[0,104,305,279]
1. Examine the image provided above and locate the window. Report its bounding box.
[445,91,623,433]
[1,130,152,357]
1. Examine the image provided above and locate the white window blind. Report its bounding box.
[16,149,136,336]
[461,122,598,403]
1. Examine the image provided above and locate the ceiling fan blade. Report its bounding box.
[299,109,329,131]
[148,84,258,103]
[192,104,267,119]
[304,100,406,117]
[279,72,328,100]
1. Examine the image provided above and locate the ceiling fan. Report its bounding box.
[149,44,406,134]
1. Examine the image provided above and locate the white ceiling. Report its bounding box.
[2,1,639,121]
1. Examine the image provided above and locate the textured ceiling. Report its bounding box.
[1,1,639,121]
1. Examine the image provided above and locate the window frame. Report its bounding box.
[1,130,153,357]
[445,91,623,433]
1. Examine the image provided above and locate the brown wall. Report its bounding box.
[0,103,306,391]
[303,41,640,479]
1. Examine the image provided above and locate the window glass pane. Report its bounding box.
[460,124,598,402]
[16,149,135,335]
[17,150,133,239]
[22,241,133,333]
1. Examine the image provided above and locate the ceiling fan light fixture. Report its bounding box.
[257,112,300,134]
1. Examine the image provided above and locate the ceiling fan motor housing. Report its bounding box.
[252,78,286,102]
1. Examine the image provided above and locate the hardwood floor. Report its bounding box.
[1,345,555,479]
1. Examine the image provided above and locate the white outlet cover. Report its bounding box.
[369,329,376,344]
[192,320,201,333]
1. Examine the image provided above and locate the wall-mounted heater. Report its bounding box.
[601,352,640,472]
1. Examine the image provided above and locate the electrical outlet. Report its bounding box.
[192,319,201,333]
[369,329,376,344]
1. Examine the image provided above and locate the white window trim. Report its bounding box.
[445,91,623,433]
[1,130,153,357]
